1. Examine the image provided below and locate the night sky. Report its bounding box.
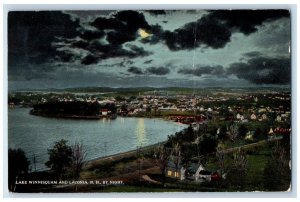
[8,10,291,90]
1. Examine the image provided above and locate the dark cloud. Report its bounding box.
[72,40,89,49]
[126,44,151,56]
[59,10,153,65]
[81,54,99,65]
[62,38,152,65]
[178,65,225,77]
[91,10,150,45]
[90,17,123,30]
[56,51,74,62]
[144,60,153,64]
[80,30,105,40]
[123,60,134,66]
[185,10,199,14]
[147,67,170,75]
[227,57,291,84]
[143,9,289,51]
[145,10,166,16]
[142,17,231,50]
[8,11,80,67]
[242,51,263,58]
[97,44,152,60]
[58,9,290,64]
[8,10,291,90]
[128,66,143,75]
[208,10,290,35]
[78,43,151,65]
[106,30,137,45]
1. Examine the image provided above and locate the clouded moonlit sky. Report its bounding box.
[8,10,291,90]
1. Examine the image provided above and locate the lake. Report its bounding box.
[8,107,186,171]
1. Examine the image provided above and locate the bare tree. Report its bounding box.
[216,147,226,178]
[227,123,238,141]
[72,142,87,181]
[263,141,291,191]
[232,150,247,189]
[271,142,288,176]
[154,145,169,175]
[171,143,182,175]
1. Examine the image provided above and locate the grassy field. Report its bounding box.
[203,140,276,191]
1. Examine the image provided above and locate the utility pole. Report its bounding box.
[33,154,36,172]
[136,146,141,183]
[104,142,108,157]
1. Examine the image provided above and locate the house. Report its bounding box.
[236,113,241,120]
[274,128,291,135]
[180,167,186,180]
[198,170,212,182]
[185,163,205,181]
[268,128,275,141]
[9,102,15,108]
[185,163,219,182]
[236,113,245,122]
[165,156,182,179]
[101,109,108,116]
[276,115,282,122]
[211,171,221,181]
[272,128,291,140]
[262,114,268,120]
[166,160,221,182]
[245,131,254,141]
[250,113,257,120]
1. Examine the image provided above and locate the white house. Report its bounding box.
[250,113,257,120]
[245,131,254,140]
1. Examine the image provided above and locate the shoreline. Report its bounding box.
[84,141,166,169]
[13,107,188,172]
[30,110,117,120]
[31,140,168,173]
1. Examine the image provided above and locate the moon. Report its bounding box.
[138,29,150,38]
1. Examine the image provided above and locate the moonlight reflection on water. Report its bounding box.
[8,107,186,171]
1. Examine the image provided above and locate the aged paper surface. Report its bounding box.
[7,9,291,193]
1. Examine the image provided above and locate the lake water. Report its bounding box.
[8,107,186,171]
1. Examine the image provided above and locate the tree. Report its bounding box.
[227,123,238,141]
[232,150,248,190]
[198,136,217,155]
[72,142,87,180]
[217,125,228,141]
[226,150,248,190]
[238,124,248,139]
[181,144,197,165]
[216,147,226,178]
[72,142,87,191]
[263,142,290,191]
[8,148,30,191]
[45,139,73,181]
[171,143,182,174]
[154,145,170,176]
[253,127,268,141]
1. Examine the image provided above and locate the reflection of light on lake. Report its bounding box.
[102,118,111,124]
[120,117,125,124]
[136,118,148,146]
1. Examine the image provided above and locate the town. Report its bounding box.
[8,87,291,192]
